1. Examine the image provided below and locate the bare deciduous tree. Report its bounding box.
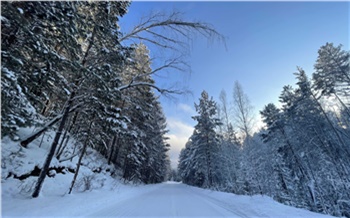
[232,81,255,143]
[219,89,231,133]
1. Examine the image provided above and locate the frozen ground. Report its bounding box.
[1,127,336,217]
[3,182,335,217]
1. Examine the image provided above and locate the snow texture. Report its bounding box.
[2,182,336,217]
[2,126,336,217]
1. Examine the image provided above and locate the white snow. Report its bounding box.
[1,15,9,22]
[17,8,24,14]
[2,67,16,80]
[1,126,117,198]
[62,87,71,95]
[2,182,336,217]
[0,127,336,218]
[12,57,24,66]
[102,47,110,53]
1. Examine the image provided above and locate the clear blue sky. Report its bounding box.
[120,1,349,168]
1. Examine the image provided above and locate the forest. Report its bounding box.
[1,1,349,217]
[1,1,220,197]
[178,44,350,217]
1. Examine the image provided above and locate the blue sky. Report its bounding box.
[120,1,349,168]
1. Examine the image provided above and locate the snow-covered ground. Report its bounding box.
[3,181,335,217]
[1,126,118,197]
[0,126,337,217]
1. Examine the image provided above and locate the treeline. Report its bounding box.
[178,43,350,217]
[1,2,220,197]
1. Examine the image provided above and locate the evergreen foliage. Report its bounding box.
[179,91,223,188]
[178,44,350,217]
[2,1,219,197]
[2,2,349,216]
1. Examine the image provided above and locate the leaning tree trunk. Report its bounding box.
[20,103,81,148]
[32,91,75,198]
[56,115,72,158]
[334,92,350,118]
[56,111,80,160]
[68,118,94,194]
[311,92,350,157]
[21,114,63,148]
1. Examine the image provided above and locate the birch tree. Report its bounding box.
[232,81,255,143]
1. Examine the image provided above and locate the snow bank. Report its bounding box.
[1,126,120,199]
[185,184,337,218]
[0,127,339,218]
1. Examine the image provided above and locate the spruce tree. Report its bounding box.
[179,91,221,187]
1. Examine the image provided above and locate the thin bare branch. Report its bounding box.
[127,35,177,50]
[144,29,182,45]
[119,11,224,48]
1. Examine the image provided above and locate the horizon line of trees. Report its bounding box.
[178,43,350,217]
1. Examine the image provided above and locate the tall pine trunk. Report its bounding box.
[32,91,75,198]
[311,92,350,157]
[108,135,117,165]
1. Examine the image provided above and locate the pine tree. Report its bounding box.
[29,1,130,197]
[2,1,225,198]
[259,68,350,216]
[179,91,222,187]
[313,43,350,96]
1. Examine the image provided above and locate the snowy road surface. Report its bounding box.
[87,182,332,217]
[88,182,237,217]
[3,181,334,217]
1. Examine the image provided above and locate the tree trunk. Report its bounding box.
[32,91,75,198]
[206,135,212,187]
[56,111,80,160]
[21,115,63,148]
[108,135,117,165]
[56,116,72,158]
[109,100,125,165]
[311,92,350,157]
[334,92,350,118]
[56,134,69,160]
[20,103,81,148]
[122,144,132,180]
[38,132,45,148]
[112,137,121,165]
[41,99,50,116]
[68,117,94,194]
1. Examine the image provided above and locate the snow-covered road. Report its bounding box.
[86,182,333,218]
[88,182,237,217]
[3,181,334,217]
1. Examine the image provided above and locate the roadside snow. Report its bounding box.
[1,126,118,198]
[2,182,336,217]
[2,182,159,217]
[0,127,337,218]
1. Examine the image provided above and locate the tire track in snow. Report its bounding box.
[184,185,252,218]
[86,182,243,217]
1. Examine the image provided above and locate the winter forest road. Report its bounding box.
[88,182,244,217]
[2,181,333,217]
